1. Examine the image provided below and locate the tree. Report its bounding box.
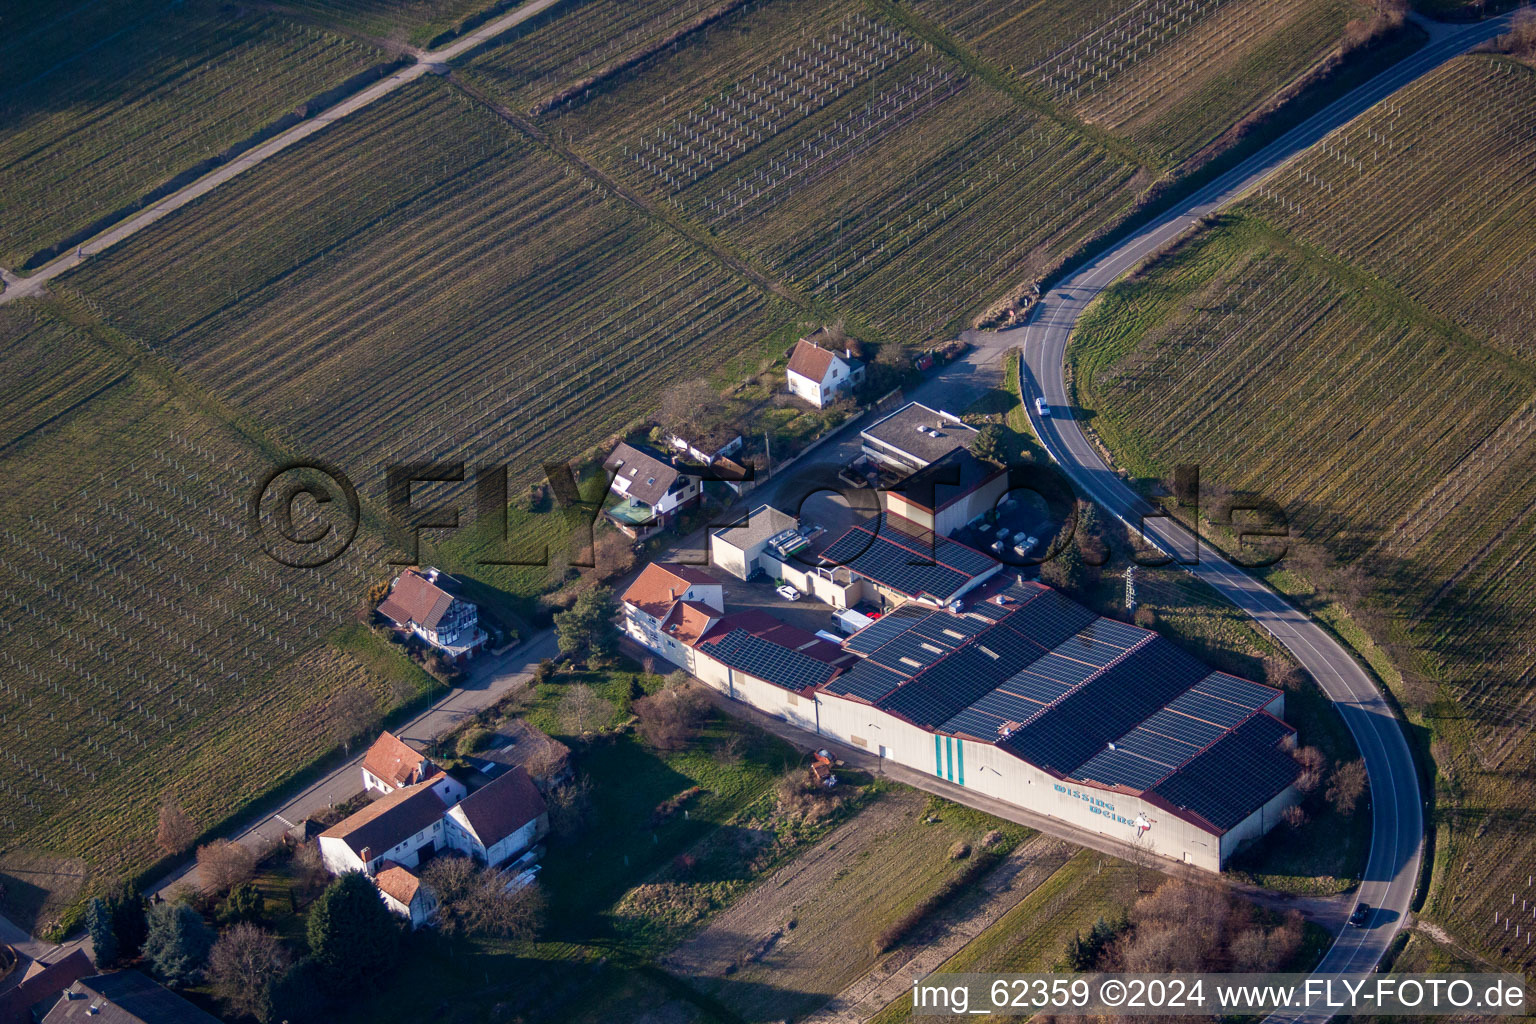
[156,799,198,857]
[217,881,266,926]
[546,774,594,842]
[658,379,727,440]
[1265,656,1308,692]
[633,680,710,751]
[1281,803,1310,829]
[197,839,257,895]
[1327,759,1368,816]
[328,684,379,754]
[207,923,291,1021]
[265,957,324,1024]
[306,873,398,990]
[532,659,557,686]
[1039,514,1086,594]
[969,424,1005,465]
[555,683,612,736]
[1292,745,1328,796]
[86,884,148,966]
[86,896,118,967]
[421,856,546,939]
[554,587,617,662]
[143,901,214,988]
[1502,8,1536,57]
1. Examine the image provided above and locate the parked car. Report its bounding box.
[1035,397,1051,417]
[1348,902,1371,928]
[776,584,802,602]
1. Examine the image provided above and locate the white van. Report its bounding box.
[1035,397,1050,417]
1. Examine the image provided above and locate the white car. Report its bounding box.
[776,584,802,602]
[1035,396,1051,417]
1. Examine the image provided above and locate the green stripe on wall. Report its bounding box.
[935,734,943,776]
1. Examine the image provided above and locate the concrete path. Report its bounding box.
[0,0,566,307]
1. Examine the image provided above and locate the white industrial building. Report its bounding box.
[623,572,1301,872]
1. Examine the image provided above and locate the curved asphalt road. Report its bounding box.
[1012,12,1518,1015]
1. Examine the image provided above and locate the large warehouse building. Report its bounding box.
[621,570,1302,872]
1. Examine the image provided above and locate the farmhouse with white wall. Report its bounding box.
[785,335,864,408]
[376,567,487,663]
[443,765,549,867]
[619,562,725,670]
[604,442,703,537]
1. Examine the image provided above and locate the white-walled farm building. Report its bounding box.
[622,572,1301,872]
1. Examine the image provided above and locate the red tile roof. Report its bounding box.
[449,766,546,851]
[374,861,422,906]
[0,950,94,1024]
[362,731,440,790]
[787,338,840,382]
[621,563,719,619]
[377,569,457,630]
[662,600,721,647]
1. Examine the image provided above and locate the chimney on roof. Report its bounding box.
[668,587,677,601]
[360,847,373,871]
[845,346,852,359]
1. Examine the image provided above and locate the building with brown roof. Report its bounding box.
[374,861,437,929]
[620,563,724,669]
[0,949,94,1024]
[40,971,219,1024]
[376,567,487,663]
[786,332,863,408]
[360,730,465,805]
[444,767,548,868]
[318,782,448,876]
[603,442,702,538]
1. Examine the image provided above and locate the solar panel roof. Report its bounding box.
[704,630,837,692]
[822,658,905,702]
[1074,746,1174,791]
[819,514,999,601]
[1191,671,1281,712]
[1149,713,1301,831]
[1166,689,1255,729]
[842,605,929,655]
[1134,707,1228,749]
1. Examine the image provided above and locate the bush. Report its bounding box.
[455,725,491,757]
[306,873,399,991]
[633,680,710,750]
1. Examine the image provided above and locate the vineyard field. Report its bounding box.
[908,0,1368,166]
[0,350,428,933]
[1245,56,1536,363]
[282,0,499,44]
[62,78,795,499]
[521,0,1145,339]
[0,0,385,268]
[1070,55,1536,968]
[464,0,745,111]
[0,301,129,449]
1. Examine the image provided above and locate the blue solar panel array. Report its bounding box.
[1135,707,1227,749]
[823,659,906,702]
[1150,714,1301,830]
[1166,689,1253,729]
[706,630,837,692]
[1192,671,1280,712]
[1000,637,1209,774]
[818,514,999,600]
[842,606,929,655]
[1074,746,1173,791]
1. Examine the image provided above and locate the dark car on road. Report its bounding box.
[1348,903,1371,928]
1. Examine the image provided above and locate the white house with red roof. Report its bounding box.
[376,567,487,663]
[374,861,439,929]
[785,333,863,408]
[443,766,549,867]
[361,730,466,806]
[603,442,703,538]
[619,562,724,670]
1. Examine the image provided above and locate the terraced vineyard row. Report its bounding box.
[64,79,794,489]
[0,302,129,448]
[1072,54,1536,967]
[0,363,412,903]
[1246,56,1536,363]
[466,0,752,111]
[908,0,1365,165]
[552,0,1144,338]
[0,0,384,267]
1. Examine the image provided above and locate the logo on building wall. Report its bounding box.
[1134,814,1153,838]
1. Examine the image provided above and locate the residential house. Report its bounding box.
[318,782,448,876]
[603,442,702,538]
[374,861,438,929]
[619,562,725,669]
[361,730,466,806]
[443,766,549,867]
[41,971,221,1023]
[376,567,488,663]
[0,949,93,1024]
[666,426,744,466]
[785,334,864,408]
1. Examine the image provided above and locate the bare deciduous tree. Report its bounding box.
[156,799,198,856]
[197,839,256,895]
[421,856,546,939]
[1327,758,1368,816]
[291,841,329,898]
[207,922,290,1021]
[556,683,611,736]
[328,685,379,754]
[633,680,710,751]
[658,379,727,441]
